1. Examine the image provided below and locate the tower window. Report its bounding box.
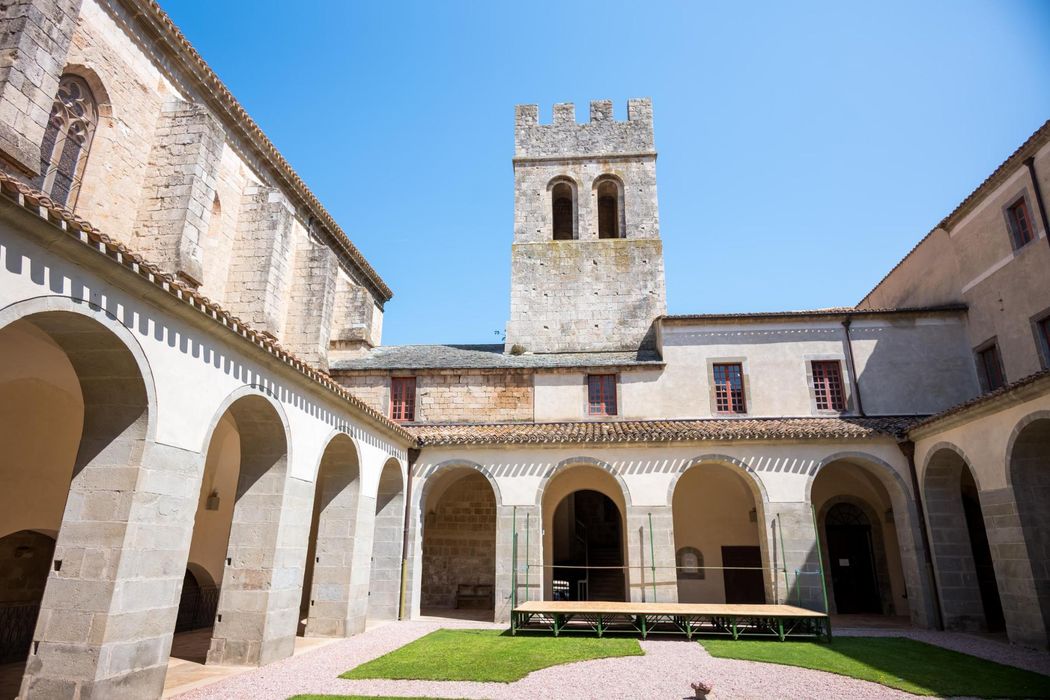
[390,376,416,422]
[811,360,846,411]
[551,180,575,240]
[1006,197,1034,249]
[33,74,98,209]
[975,343,1004,393]
[587,374,617,416]
[712,363,746,414]
[596,178,622,239]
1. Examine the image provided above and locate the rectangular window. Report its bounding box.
[1036,316,1050,368]
[976,345,1005,392]
[713,363,747,414]
[812,360,846,411]
[587,374,617,416]
[1007,198,1034,249]
[390,376,416,422]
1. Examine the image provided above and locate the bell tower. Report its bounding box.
[505,98,667,354]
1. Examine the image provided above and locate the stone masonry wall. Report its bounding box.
[334,370,534,423]
[421,473,496,609]
[506,99,667,353]
[283,232,339,368]
[0,0,81,175]
[131,99,225,286]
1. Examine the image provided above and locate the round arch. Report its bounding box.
[418,459,503,509]
[0,295,158,441]
[536,457,632,508]
[1004,410,1050,487]
[667,454,769,507]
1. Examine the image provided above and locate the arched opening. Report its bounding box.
[174,566,217,634]
[551,180,575,240]
[542,465,628,602]
[32,74,99,209]
[0,310,149,693]
[300,434,361,637]
[812,460,909,618]
[925,448,1005,632]
[672,462,766,604]
[367,459,405,623]
[1009,417,1050,642]
[420,469,497,619]
[595,177,622,239]
[171,394,294,667]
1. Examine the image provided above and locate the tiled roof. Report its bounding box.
[331,344,664,371]
[123,0,392,301]
[662,305,967,323]
[0,172,413,443]
[406,416,920,446]
[859,119,1050,307]
[907,369,1050,434]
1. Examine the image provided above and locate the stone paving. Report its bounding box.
[169,618,1050,700]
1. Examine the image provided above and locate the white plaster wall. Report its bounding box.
[0,212,411,491]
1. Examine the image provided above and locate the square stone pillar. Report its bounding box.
[225,186,296,337]
[132,100,224,286]
[284,234,339,369]
[0,0,81,175]
[766,502,825,611]
[626,506,677,603]
[304,471,365,637]
[207,472,313,666]
[21,442,203,700]
[980,486,1048,648]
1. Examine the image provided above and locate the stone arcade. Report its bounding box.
[0,1,1048,698]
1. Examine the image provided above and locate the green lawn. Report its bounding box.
[341,628,643,683]
[701,637,1050,698]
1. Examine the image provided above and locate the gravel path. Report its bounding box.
[174,620,1050,700]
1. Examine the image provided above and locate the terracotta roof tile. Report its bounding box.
[406,416,920,446]
[0,172,412,443]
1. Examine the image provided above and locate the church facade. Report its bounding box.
[0,1,1047,699]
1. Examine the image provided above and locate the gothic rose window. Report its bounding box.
[34,74,98,208]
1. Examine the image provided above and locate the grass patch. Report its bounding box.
[701,636,1050,698]
[342,629,643,683]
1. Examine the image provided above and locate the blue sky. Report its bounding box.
[163,0,1050,346]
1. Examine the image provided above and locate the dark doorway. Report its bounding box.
[960,470,1006,632]
[721,546,765,604]
[552,490,625,601]
[0,530,54,663]
[825,503,881,614]
[174,569,218,633]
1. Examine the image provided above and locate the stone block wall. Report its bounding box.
[420,473,496,608]
[514,99,654,159]
[0,0,81,175]
[334,370,535,423]
[506,238,666,353]
[131,99,225,287]
[284,233,339,368]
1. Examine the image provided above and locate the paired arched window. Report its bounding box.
[595,176,623,239]
[550,178,576,240]
[34,74,98,208]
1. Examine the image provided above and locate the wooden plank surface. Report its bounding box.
[514,600,826,618]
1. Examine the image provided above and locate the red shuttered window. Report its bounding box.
[390,377,416,422]
[713,363,746,414]
[587,374,617,416]
[1007,199,1034,249]
[812,360,846,411]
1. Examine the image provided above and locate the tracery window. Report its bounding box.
[34,74,98,208]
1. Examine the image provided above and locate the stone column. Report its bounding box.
[284,234,339,369]
[0,0,81,175]
[131,100,224,286]
[304,468,363,637]
[625,506,677,603]
[766,502,825,611]
[366,467,405,622]
[207,469,313,666]
[980,486,1047,648]
[225,186,296,336]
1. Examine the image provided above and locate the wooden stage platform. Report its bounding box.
[511,600,831,641]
